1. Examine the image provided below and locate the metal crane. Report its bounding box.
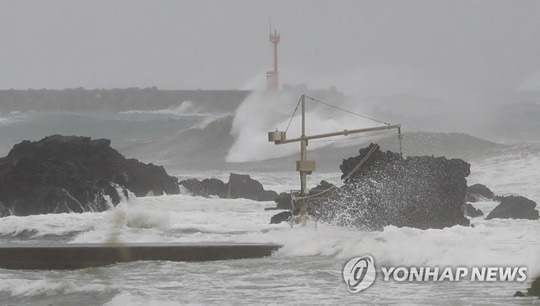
[268,94,402,226]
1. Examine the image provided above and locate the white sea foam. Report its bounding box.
[1,149,537,276]
[0,145,538,304]
[69,198,171,244]
[122,101,196,116]
[104,291,185,306]
[0,115,26,126]
[56,190,540,279]
[3,147,536,275]
[469,145,540,203]
[119,101,231,128]
[0,188,131,240]
[226,90,382,162]
[0,212,99,238]
[0,278,109,297]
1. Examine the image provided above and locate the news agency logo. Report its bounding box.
[342,255,376,293]
[343,255,528,293]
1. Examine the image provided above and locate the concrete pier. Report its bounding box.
[0,242,282,270]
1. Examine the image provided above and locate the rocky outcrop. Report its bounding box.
[0,135,179,217]
[228,173,277,201]
[270,211,292,224]
[309,180,338,198]
[464,203,484,218]
[179,173,277,202]
[514,276,540,298]
[465,183,538,220]
[275,193,293,210]
[466,184,495,202]
[485,196,539,220]
[528,277,540,297]
[179,178,228,198]
[273,144,471,230]
[273,180,337,212]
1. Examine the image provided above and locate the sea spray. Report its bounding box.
[122,101,196,116]
[71,193,171,244]
[226,89,379,162]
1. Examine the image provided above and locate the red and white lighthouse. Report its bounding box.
[266,29,280,90]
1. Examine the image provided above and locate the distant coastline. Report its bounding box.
[0,88,251,113]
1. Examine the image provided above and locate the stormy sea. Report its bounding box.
[0,88,539,305]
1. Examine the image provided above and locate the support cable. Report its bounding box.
[284,97,302,133]
[292,143,379,201]
[279,95,402,224]
[304,95,391,126]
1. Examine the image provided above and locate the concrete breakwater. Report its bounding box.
[0,88,251,112]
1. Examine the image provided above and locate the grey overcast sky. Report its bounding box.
[1,0,540,96]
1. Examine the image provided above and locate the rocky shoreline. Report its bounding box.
[0,135,179,216]
[0,136,537,231]
[179,173,277,202]
[266,145,539,229]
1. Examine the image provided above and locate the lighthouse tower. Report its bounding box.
[266,29,280,90]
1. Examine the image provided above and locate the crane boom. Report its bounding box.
[273,124,402,145]
[267,94,402,227]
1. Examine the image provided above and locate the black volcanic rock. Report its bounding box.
[466,184,495,202]
[485,196,539,220]
[270,211,292,224]
[179,173,277,202]
[275,192,293,210]
[305,144,471,230]
[202,178,228,198]
[179,178,228,198]
[0,135,179,217]
[513,291,526,297]
[464,203,484,218]
[528,276,540,296]
[309,180,338,197]
[270,180,337,224]
[515,276,540,298]
[178,179,206,197]
[228,173,277,201]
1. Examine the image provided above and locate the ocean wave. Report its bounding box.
[69,196,172,244]
[38,192,538,279]
[226,91,379,163]
[0,278,113,297]
[104,292,183,306]
[121,101,214,117]
[238,218,540,277]
[0,212,99,240]
[0,115,27,126]
[469,144,540,203]
[0,187,133,241]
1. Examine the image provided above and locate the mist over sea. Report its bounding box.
[0,89,539,304]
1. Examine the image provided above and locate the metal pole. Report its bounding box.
[274,37,278,73]
[299,95,308,226]
[301,94,306,162]
[267,94,402,228]
[398,126,403,159]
